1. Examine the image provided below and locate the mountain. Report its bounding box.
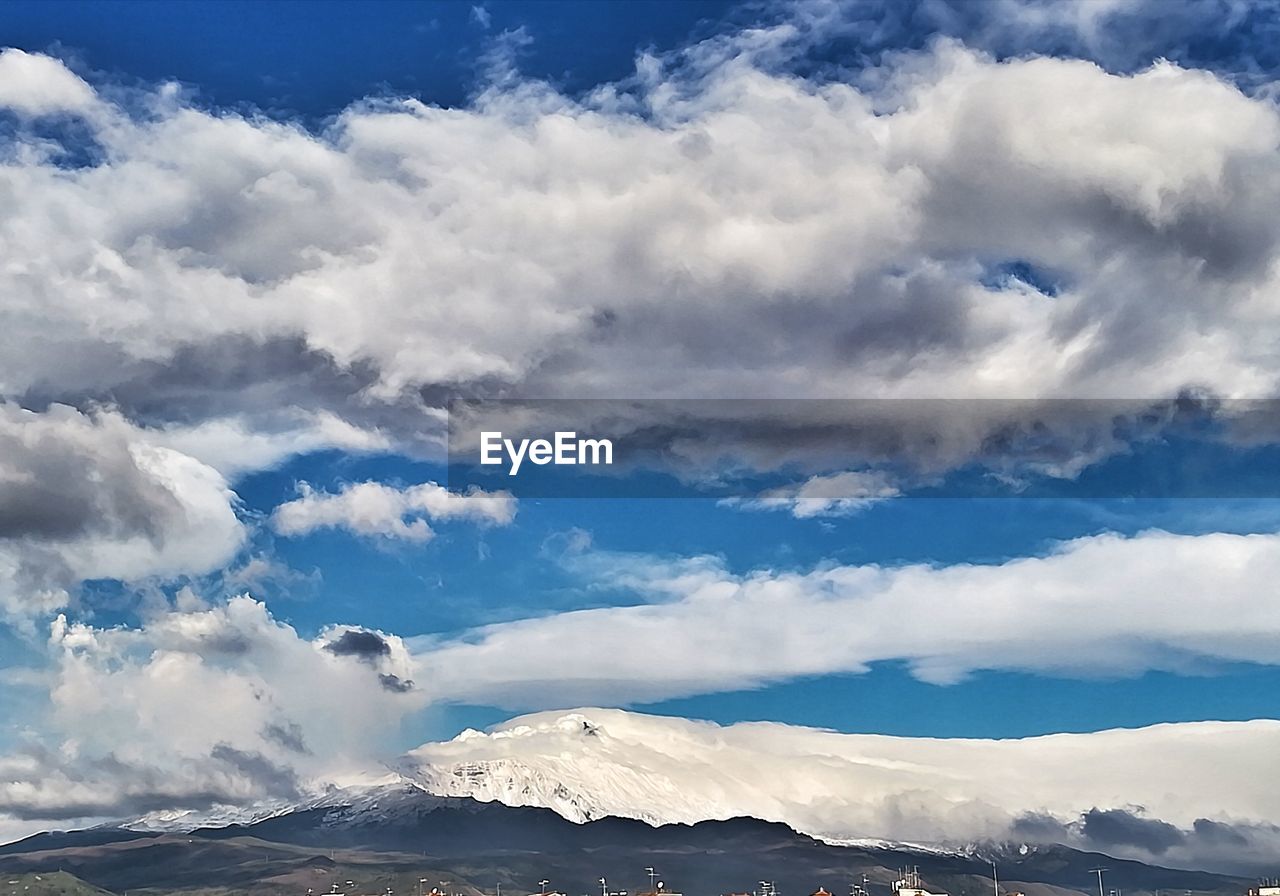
[396,708,1280,874]
[0,789,1251,896]
[0,826,487,896]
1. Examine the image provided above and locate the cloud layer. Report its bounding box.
[3,0,1280,860]
[3,4,1280,612]
[416,529,1280,705]
[4,25,1280,424]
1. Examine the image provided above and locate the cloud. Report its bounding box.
[0,49,101,118]
[0,29,1278,447]
[3,1,1280,855]
[414,529,1280,705]
[904,0,1278,84]
[0,6,1275,541]
[0,597,425,829]
[149,410,393,478]
[324,628,392,661]
[270,481,515,542]
[0,12,1276,541]
[1079,807,1186,855]
[0,404,247,621]
[724,470,901,517]
[402,707,1280,875]
[1011,807,1280,874]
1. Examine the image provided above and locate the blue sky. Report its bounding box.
[3,0,1280,845]
[1,0,738,115]
[236,448,1280,742]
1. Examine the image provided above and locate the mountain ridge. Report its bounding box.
[0,789,1251,896]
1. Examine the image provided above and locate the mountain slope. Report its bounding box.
[397,708,1280,874]
[0,791,1248,896]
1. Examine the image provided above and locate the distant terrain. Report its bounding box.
[0,789,1252,896]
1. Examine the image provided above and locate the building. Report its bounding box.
[636,886,682,896]
[892,869,947,896]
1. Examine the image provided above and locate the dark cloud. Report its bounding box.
[1010,811,1070,840]
[448,396,1280,499]
[324,629,391,662]
[1191,817,1250,847]
[209,744,302,800]
[0,407,177,542]
[1008,808,1280,876]
[0,744,302,821]
[261,721,310,755]
[1081,808,1186,855]
[378,673,415,693]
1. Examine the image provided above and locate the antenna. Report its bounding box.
[542,881,551,896]
[1090,868,1108,896]
[989,859,1000,896]
[602,878,609,896]
[647,869,657,891]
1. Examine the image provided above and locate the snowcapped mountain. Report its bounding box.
[123,774,424,833]
[115,708,1280,876]
[398,707,1280,870]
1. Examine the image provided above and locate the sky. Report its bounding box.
[2,0,1280,864]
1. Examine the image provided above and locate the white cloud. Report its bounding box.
[415,529,1280,705]
[3,6,1280,854]
[403,707,1280,873]
[725,470,901,517]
[0,49,101,118]
[0,24,1273,503]
[0,35,1278,432]
[271,480,515,542]
[0,597,424,828]
[150,411,393,478]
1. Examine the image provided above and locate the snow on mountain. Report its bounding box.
[399,708,1280,848]
[124,772,417,833]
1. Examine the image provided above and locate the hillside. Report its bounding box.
[0,791,1251,896]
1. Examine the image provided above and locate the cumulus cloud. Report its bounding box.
[414,529,1280,705]
[1,24,1279,434]
[3,0,1280,856]
[0,4,1276,529]
[0,48,102,118]
[0,9,1276,540]
[403,707,1280,874]
[0,598,424,828]
[0,404,246,621]
[270,481,516,541]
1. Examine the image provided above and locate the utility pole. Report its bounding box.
[647,869,657,892]
[1090,868,1108,896]
[989,859,999,896]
